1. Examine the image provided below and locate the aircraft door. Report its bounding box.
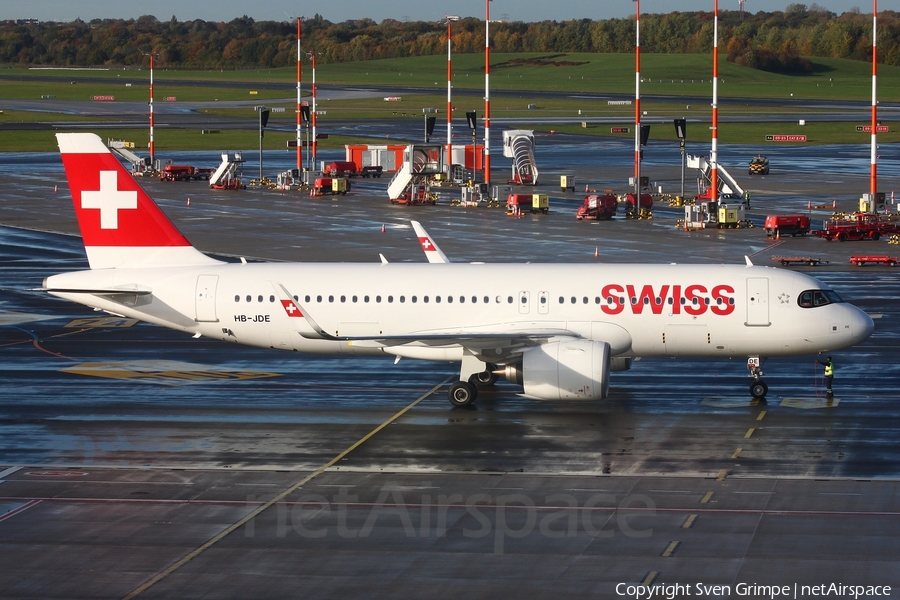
[195,275,219,322]
[518,291,531,314]
[538,291,549,314]
[746,277,770,326]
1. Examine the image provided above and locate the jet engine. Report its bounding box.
[503,340,610,400]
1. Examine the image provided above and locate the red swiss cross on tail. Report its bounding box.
[56,133,220,270]
[281,299,303,317]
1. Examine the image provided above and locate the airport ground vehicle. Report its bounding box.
[506,193,549,216]
[624,193,653,219]
[311,177,349,196]
[765,215,811,238]
[47,133,876,407]
[576,194,618,220]
[771,256,828,267]
[749,155,770,175]
[849,255,897,267]
[160,165,196,181]
[812,213,900,241]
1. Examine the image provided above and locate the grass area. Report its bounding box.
[5,53,898,101]
[1,53,896,150]
[0,77,291,102]
[0,127,372,153]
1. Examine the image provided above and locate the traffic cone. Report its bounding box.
[54,184,58,193]
[381,223,386,233]
[776,229,780,240]
[807,200,811,212]
[832,199,836,209]
[186,197,191,207]
[585,184,589,193]
[594,246,599,258]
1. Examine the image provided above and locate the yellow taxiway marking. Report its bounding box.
[641,572,659,586]
[732,448,742,459]
[781,397,841,409]
[64,317,138,328]
[716,469,728,481]
[682,514,697,529]
[744,428,756,439]
[662,541,680,557]
[700,491,714,504]
[122,376,454,600]
[757,410,767,421]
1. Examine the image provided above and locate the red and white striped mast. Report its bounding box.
[484,0,492,188]
[710,0,720,203]
[143,52,157,168]
[870,0,878,197]
[446,16,459,169]
[633,0,641,200]
[311,51,318,171]
[296,17,302,170]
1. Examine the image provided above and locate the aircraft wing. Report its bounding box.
[410,220,450,264]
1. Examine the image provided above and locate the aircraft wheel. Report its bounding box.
[449,381,478,407]
[469,364,499,388]
[750,380,768,399]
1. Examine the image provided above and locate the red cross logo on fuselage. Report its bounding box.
[281,299,303,317]
[419,237,433,251]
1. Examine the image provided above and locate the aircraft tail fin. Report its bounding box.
[56,133,220,270]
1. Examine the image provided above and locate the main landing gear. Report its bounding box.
[748,356,768,400]
[448,355,498,407]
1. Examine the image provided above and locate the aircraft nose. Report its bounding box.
[853,305,875,342]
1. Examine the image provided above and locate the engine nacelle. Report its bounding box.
[506,340,610,400]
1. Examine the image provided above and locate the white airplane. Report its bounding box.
[44,133,873,407]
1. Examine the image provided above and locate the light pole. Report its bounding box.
[870,0,878,199]
[484,0,492,189]
[445,15,459,170]
[710,0,720,203]
[633,0,641,201]
[300,17,303,171]
[674,118,687,200]
[257,106,270,181]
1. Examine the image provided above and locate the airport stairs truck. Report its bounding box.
[688,154,746,200]
[208,152,245,190]
[503,130,539,185]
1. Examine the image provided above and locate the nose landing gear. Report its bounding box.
[748,356,767,399]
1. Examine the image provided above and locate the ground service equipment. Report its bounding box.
[812,213,900,241]
[765,215,811,238]
[749,155,770,175]
[576,194,618,220]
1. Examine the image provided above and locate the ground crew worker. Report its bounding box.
[743,191,751,209]
[817,356,834,397]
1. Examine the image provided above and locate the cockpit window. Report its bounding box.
[798,289,843,309]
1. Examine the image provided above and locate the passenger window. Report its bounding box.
[571,296,576,304]
[234,295,240,302]
[595,297,601,304]
[317,295,322,303]
[329,295,334,303]
[424,296,429,303]
[447,296,452,303]
[246,295,251,302]
[583,297,588,304]
[412,296,417,303]
[258,295,263,303]
[364,296,369,303]
[435,296,441,303]
[460,296,465,303]
[472,296,477,303]
[631,297,637,305]
[559,296,565,304]
[542,296,548,304]
[509,296,514,304]
[400,296,405,303]
[352,296,358,303]
[269,295,275,303]
[376,296,382,303]
[388,295,393,303]
[643,297,649,305]
[340,295,346,303]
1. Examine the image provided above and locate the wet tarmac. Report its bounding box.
[2,137,900,598]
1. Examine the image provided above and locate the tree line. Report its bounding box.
[1,5,897,73]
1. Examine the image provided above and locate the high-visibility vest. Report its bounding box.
[824,363,834,376]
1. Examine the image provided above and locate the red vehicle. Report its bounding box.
[310,177,350,196]
[624,193,653,219]
[849,255,897,267]
[812,213,900,242]
[576,194,618,220]
[160,165,195,181]
[326,161,359,177]
[764,215,811,238]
